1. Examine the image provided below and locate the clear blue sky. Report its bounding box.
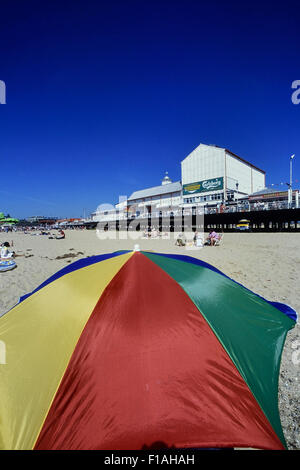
[0,0,299,219]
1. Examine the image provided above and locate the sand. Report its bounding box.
[0,230,299,449]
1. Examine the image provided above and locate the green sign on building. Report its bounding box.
[183,177,224,195]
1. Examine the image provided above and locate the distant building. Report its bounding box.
[181,143,265,208]
[249,187,299,208]
[91,143,269,222]
[25,216,58,225]
[91,173,182,222]
[127,172,182,218]
[91,199,128,223]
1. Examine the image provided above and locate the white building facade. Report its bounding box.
[127,173,182,218]
[91,144,267,223]
[91,199,128,223]
[181,143,265,207]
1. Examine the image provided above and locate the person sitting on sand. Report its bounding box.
[214,232,222,243]
[56,230,65,240]
[205,231,218,246]
[204,231,212,245]
[1,242,15,259]
[209,231,220,246]
[175,232,186,246]
[194,232,204,247]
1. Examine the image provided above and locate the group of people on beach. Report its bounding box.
[142,226,223,247]
[205,230,222,246]
[175,230,222,247]
[142,227,166,239]
[48,229,65,240]
[28,229,66,239]
[0,229,66,263]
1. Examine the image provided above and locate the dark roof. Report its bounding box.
[225,149,266,174]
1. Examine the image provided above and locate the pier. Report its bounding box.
[89,208,300,233]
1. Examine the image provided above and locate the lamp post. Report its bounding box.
[235,182,239,200]
[289,154,295,208]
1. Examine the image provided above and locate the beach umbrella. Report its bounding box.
[0,217,19,224]
[0,250,297,450]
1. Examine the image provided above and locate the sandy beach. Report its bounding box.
[0,230,299,449]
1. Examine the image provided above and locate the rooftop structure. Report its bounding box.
[128,180,181,202]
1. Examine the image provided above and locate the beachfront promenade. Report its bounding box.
[93,206,300,233]
[11,202,300,233]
